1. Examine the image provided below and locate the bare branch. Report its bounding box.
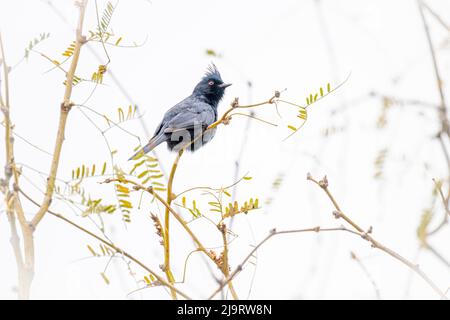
[19,188,191,300]
[350,251,381,299]
[307,173,448,299]
[32,0,88,228]
[418,0,449,135]
[208,226,359,299]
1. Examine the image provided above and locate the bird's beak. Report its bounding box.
[219,83,232,88]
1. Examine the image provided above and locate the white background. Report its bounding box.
[0,0,449,299]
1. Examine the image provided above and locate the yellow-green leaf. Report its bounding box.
[115,37,123,46]
[100,272,110,285]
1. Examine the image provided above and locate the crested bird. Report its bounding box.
[129,64,231,160]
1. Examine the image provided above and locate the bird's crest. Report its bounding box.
[203,63,222,81]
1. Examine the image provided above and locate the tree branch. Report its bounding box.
[418,0,449,135]
[162,149,184,299]
[31,0,88,228]
[307,174,448,299]
[19,187,191,300]
[0,30,34,300]
[102,177,240,298]
[208,226,359,299]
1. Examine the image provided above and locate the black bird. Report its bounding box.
[129,64,231,160]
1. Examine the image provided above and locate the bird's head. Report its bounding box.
[192,64,232,105]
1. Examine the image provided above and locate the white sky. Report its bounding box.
[0,0,449,299]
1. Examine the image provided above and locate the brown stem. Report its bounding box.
[219,223,239,299]
[206,94,279,131]
[0,0,88,300]
[32,0,88,228]
[1,30,34,300]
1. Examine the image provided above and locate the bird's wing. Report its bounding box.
[163,102,216,133]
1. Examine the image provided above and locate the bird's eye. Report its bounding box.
[208,80,214,86]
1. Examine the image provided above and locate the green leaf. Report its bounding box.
[114,37,123,46]
[101,162,107,175]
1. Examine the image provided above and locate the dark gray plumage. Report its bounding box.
[129,64,231,160]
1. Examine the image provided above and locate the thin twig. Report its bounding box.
[41,0,168,179]
[207,93,280,131]
[421,1,450,32]
[1,30,34,300]
[218,222,239,299]
[18,188,191,300]
[32,0,88,228]
[418,0,449,135]
[350,251,381,299]
[101,177,240,298]
[307,173,448,299]
[208,226,359,299]
[423,243,450,269]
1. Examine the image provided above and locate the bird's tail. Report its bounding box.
[128,134,166,160]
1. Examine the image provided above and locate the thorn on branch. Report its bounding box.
[319,176,328,188]
[4,165,12,180]
[27,221,36,233]
[361,232,369,240]
[222,116,231,125]
[231,97,239,108]
[152,280,162,287]
[332,210,342,219]
[61,102,74,112]
[79,35,87,44]
[217,222,226,233]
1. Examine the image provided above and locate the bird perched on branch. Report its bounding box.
[129,64,231,160]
